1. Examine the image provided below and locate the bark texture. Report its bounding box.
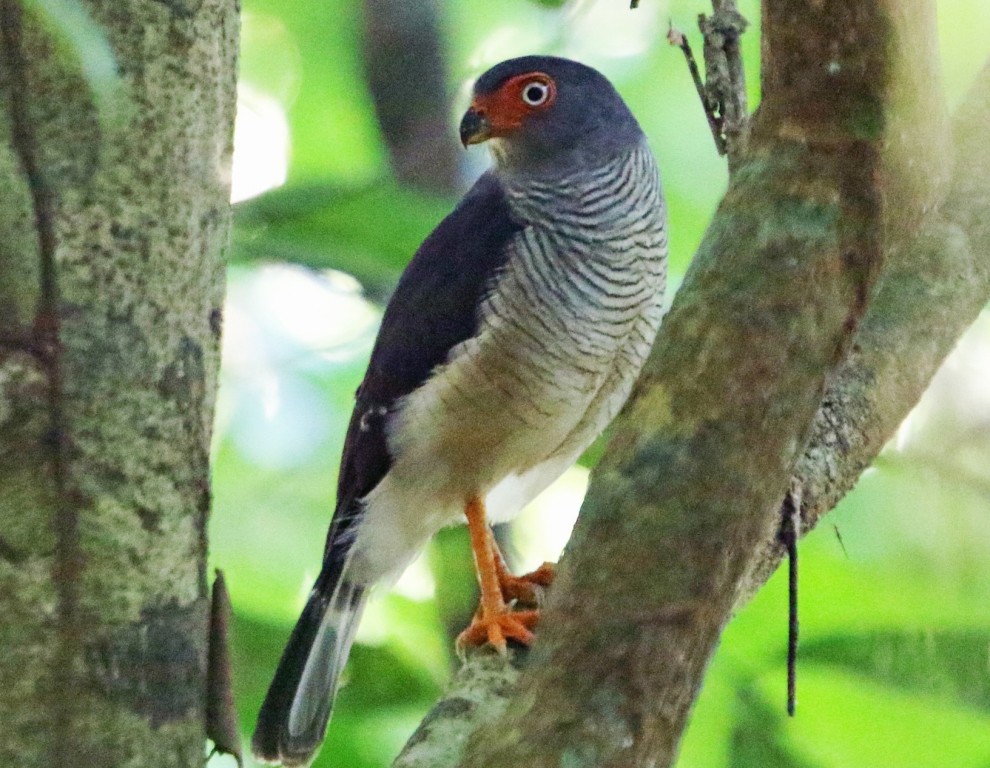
[395,2,990,767]
[0,2,237,766]
[740,0,963,600]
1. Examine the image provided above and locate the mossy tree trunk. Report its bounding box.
[0,1,237,765]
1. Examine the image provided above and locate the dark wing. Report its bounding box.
[254,174,520,764]
[322,170,521,570]
[255,173,519,763]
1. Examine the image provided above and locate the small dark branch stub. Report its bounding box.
[777,481,802,717]
[206,570,242,766]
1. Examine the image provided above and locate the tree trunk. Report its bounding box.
[0,1,237,765]
[361,0,459,195]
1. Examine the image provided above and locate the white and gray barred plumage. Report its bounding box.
[356,138,667,583]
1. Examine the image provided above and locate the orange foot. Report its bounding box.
[496,559,556,608]
[459,496,558,655]
[456,606,539,655]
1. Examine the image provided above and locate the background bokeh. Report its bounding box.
[210,1,990,765]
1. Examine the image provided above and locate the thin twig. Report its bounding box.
[668,23,726,155]
[832,524,848,558]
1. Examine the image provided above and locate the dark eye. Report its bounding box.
[521,81,550,106]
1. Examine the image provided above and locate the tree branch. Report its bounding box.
[361,0,459,195]
[701,0,749,168]
[668,0,749,168]
[394,3,990,767]
[742,46,990,601]
[393,651,524,768]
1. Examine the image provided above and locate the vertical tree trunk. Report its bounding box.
[0,1,237,765]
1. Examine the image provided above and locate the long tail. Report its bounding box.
[252,565,368,767]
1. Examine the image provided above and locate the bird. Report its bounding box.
[252,55,668,767]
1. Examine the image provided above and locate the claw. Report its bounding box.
[497,561,556,607]
[456,608,539,655]
[460,497,556,655]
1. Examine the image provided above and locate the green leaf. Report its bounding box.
[800,629,990,713]
[232,181,454,298]
[758,667,990,768]
[676,653,737,768]
[209,445,337,624]
[241,0,384,181]
[728,683,820,768]
[429,525,479,649]
[336,639,442,713]
[231,606,442,768]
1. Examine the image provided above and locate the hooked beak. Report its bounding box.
[459,107,491,147]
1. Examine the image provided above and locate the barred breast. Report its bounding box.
[492,138,668,464]
[351,140,666,581]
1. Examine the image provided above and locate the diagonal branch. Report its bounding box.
[742,50,990,602]
[393,3,990,767]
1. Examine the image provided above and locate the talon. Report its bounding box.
[497,560,556,607]
[460,497,549,654]
[457,607,538,654]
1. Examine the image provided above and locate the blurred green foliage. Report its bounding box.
[213,1,990,766]
[234,183,451,299]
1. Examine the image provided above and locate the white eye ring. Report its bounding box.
[521,81,550,106]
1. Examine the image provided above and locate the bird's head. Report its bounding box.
[460,56,643,174]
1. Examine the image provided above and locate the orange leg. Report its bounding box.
[456,497,539,654]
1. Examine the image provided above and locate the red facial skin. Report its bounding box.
[470,72,557,138]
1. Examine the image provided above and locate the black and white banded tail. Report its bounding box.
[252,568,367,767]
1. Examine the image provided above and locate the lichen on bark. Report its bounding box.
[0,1,238,765]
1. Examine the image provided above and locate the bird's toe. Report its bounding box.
[456,607,539,655]
[498,561,557,607]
